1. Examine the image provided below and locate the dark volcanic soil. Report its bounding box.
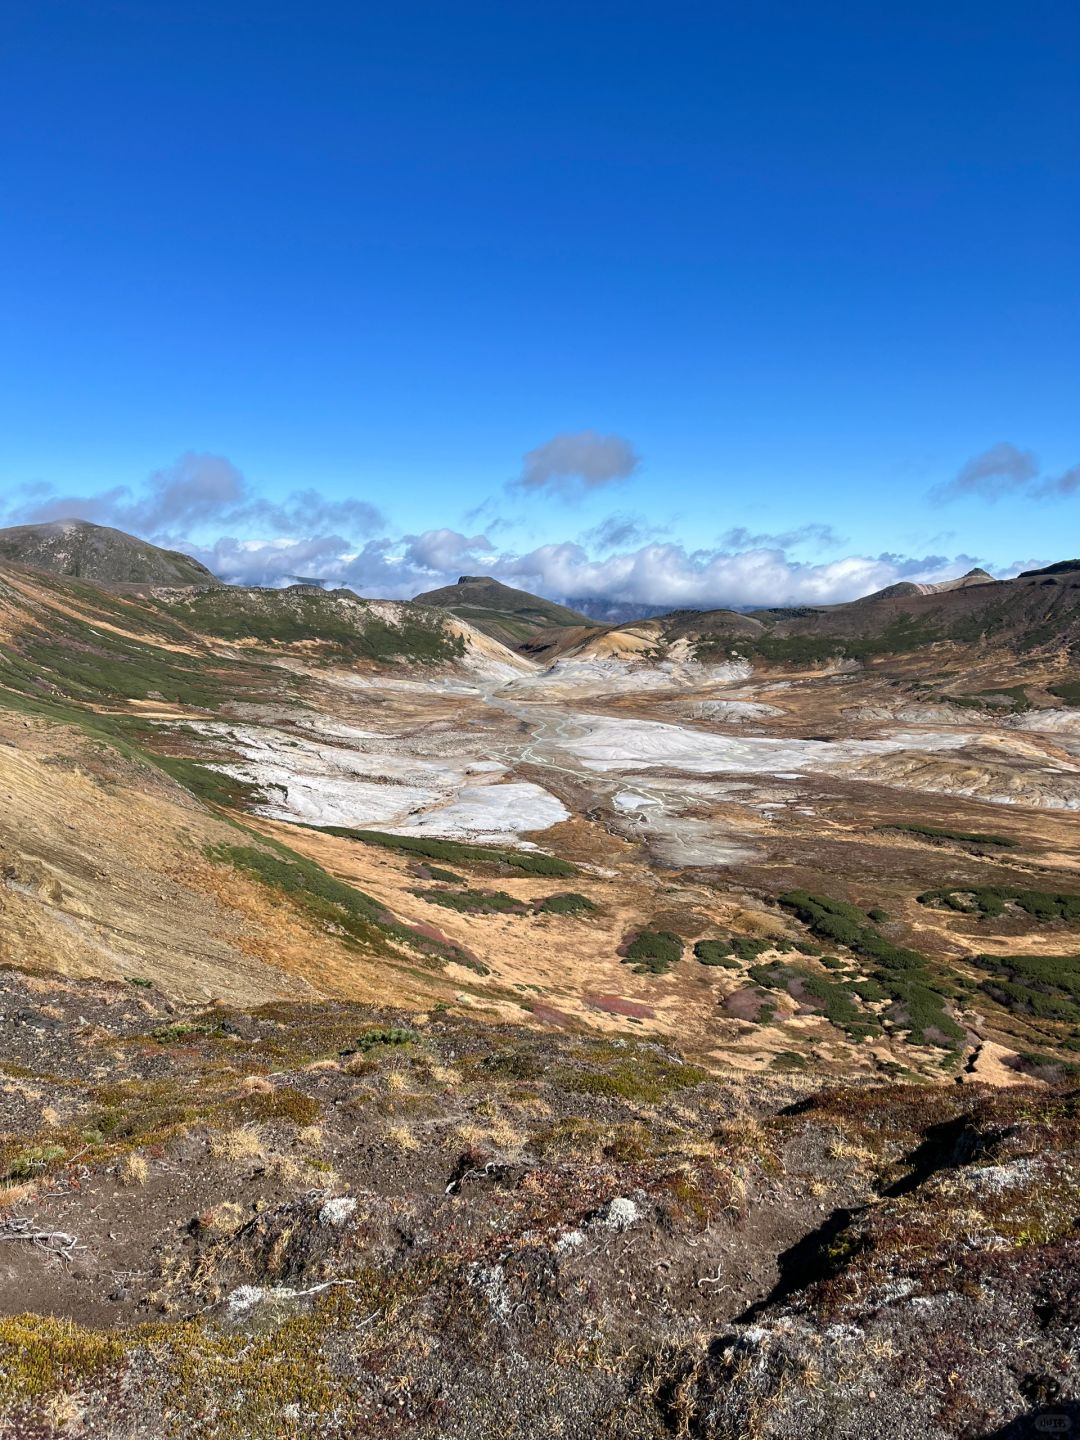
[0,968,1075,1439]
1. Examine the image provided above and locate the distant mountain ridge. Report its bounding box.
[853,567,997,604]
[561,596,673,624]
[0,519,221,589]
[4,522,1077,670]
[607,561,1080,667]
[413,562,1080,664]
[412,574,598,648]
[1020,559,1080,578]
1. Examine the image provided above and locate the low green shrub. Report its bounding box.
[694,939,739,968]
[313,828,577,876]
[151,1022,217,1045]
[559,1055,709,1104]
[411,887,525,915]
[972,952,1080,1026]
[536,892,596,915]
[918,885,1080,922]
[778,889,963,1048]
[352,1026,419,1051]
[772,1050,809,1070]
[6,1145,67,1180]
[622,930,683,975]
[748,960,881,1041]
[731,936,771,962]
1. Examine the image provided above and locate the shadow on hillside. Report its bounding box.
[978,1402,1079,1438]
[737,1113,976,1321]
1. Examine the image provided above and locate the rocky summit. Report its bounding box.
[0,519,223,590]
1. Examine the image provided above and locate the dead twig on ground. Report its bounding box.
[0,1217,82,1260]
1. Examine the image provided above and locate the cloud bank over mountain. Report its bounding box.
[175,532,979,607]
[1,451,1023,611]
[8,453,385,543]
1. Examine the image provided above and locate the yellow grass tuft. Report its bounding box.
[120,1153,149,1187]
[0,1181,37,1212]
[264,1153,306,1185]
[384,1124,420,1153]
[201,1201,246,1234]
[208,1125,264,1162]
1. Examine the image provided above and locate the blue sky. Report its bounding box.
[1,0,1077,606]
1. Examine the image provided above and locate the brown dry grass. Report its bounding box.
[207,1126,264,1163]
[0,1181,38,1211]
[0,726,310,1005]
[119,1154,149,1187]
[383,1124,420,1153]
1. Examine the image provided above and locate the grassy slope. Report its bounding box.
[0,565,490,975]
[154,587,466,664]
[413,576,597,648]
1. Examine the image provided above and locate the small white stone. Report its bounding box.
[468,1262,511,1320]
[594,1197,642,1232]
[226,1284,267,1317]
[554,1229,586,1253]
[824,1323,864,1343]
[318,1195,358,1227]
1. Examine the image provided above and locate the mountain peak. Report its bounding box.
[0,518,222,589]
[413,574,596,648]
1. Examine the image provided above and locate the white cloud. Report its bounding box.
[401,528,491,573]
[1033,463,1080,499]
[1,451,1014,611]
[140,453,246,528]
[2,454,384,541]
[581,513,667,551]
[187,534,358,587]
[719,523,845,551]
[929,443,1080,505]
[497,542,981,610]
[515,430,640,496]
[234,530,996,610]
